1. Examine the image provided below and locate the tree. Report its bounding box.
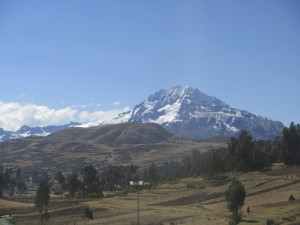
[252,140,266,169]
[16,168,27,193]
[0,167,16,197]
[103,165,122,192]
[56,171,65,187]
[148,163,158,183]
[68,173,79,197]
[226,178,246,225]
[282,122,300,165]
[35,180,51,225]
[127,164,139,182]
[83,207,94,224]
[228,130,270,171]
[81,165,102,197]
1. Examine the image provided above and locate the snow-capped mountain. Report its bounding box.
[0,86,285,141]
[113,86,285,139]
[0,122,80,142]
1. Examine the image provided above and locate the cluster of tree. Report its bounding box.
[29,169,49,185]
[227,130,272,171]
[56,166,102,198]
[54,164,139,198]
[227,122,300,171]
[34,177,95,224]
[0,166,27,197]
[102,163,139,191]
[282,122,300,165]
[142,153,223,184]
[143,123,300,181]
[137,149,228,185]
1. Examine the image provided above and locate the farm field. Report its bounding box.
[1,164,299,225]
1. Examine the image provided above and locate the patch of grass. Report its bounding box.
[125,186,137,193]
[168,179,179,185]
[115,191,128,197]
[204,174,230,186]
[186,183,205,189]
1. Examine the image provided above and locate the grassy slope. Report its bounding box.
[5,163,300,225]
[0,123,227,174]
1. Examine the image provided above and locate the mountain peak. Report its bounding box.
[0,86,286,141]
[169,85,193,97]
[120,86,284,139]
[148,86,196,102]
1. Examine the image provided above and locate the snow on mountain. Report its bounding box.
[127,86,228,124]
[0,86,285,141]
[0,122,80,142]
[75,110,132,128]
[112,86,285,140]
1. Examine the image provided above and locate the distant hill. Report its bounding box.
[0,122,80,142]
[47,123,174,145]
[0,123,227,173]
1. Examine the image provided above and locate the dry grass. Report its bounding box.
[4,164,300,225]
[0,124,227,174]
[0,199,31,210]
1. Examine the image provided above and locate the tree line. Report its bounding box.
[142,122,300,182]
[54,163,139,198]
[0,167,27,198]
[227,122,300,171]
[1,122,299,198]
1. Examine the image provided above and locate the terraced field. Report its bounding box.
[1,164,299,225]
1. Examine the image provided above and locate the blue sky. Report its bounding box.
[0,0,299,130]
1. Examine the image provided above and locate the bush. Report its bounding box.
[115,191,128,197]
[168,179,178,185]
[83,207,93,221]
[125,186,137,193]
[186,183,204,189]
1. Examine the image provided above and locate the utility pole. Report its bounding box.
[130,181,149,225]
[137,185,140,225]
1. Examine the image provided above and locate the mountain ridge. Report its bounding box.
[0,122,80,142]
[0,86,285,141]
[112,86,284,139]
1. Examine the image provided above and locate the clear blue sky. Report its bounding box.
[0,0,299,130]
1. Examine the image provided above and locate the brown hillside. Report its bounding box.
[47,123,175,144]
[0,123,227,174]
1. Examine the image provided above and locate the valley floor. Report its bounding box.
[1,164,300,225]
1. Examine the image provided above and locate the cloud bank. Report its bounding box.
[0,102,129,131]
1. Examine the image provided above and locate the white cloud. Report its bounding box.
[0,102,77,131]
[0,102,130,131]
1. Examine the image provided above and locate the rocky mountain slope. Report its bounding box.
[113,86,285,139]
